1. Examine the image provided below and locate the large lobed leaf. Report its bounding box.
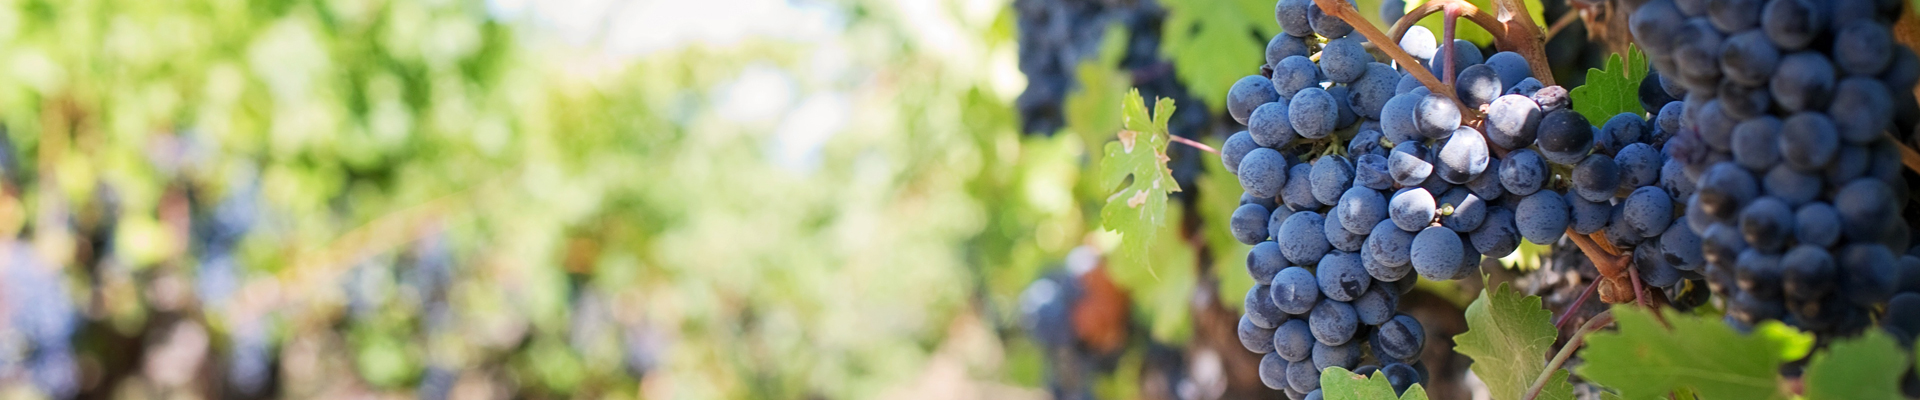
[1100,90,1182,268]
[1567,44,1648,126]
[1321,366,1431,400]
[1577,306,1811,400]
[1453,282,1572,400]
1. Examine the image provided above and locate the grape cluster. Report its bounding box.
[1629,0,1920,336]
[1221,1,1571,396]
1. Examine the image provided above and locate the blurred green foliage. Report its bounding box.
[0,0,1138,398]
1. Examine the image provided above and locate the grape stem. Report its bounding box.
[1564,227,1635,304]
[1889,132,1920,175]
[1310,0,1474,119]
[1443,10,1458,87]
[1523,310,1614,400]
[1169,135,1220,155]
[1544,11,1580,42]
[1552,279,1598,331]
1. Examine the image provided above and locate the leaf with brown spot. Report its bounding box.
[1100,89,1180,267]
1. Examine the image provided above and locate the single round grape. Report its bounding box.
[1660,218,1705,270]
[1260,353,1292,390]
[1383,363,1421,396]
[1500,149,1547,196]
[1470,206,1520,258]
[1734,249,1785,298]
[1374,314,1425,363]
[1355,153,1395,191]
[1792,202,1841,248]
[1366,219,1415,275]
[1272,266,1322,314]
[1570,197,1611,235]
[1841,244,1898,306]
[1311,155,1356,206]
[1604,200,1647,247]
[1719,30,1778,86]
[1240,148,1290,198]
[1353,285,1397,325]
[1268,202,1296,240]
[1729,116,1781,171]
[1229,75,1282,125]
[1437,127,1491,184]
[1484,51,1532,90]
[1275,0,1315,37]
[1828,77,1893,145]
[1696,162,1758,220]
[1389,141,1434,187]
[1439,188,1488,233]
[1223,131,1259,174]
[1381,92,1426,143]
[1411,226,1466,281]
[1835,178,1897,242]
[1657,101,1687,136]
[1287,354,1322,392]
[1328,86,1358,128]
[1282,163,1320,211]
[1320,36,1371,83]
[1456,64,1503,109]
[1615,142,1663,191]
[1737,196,1794,253]
[1573,154,1621,202]
[1350,63,1400,120]
[1312,340,1361,370]
[1309,299,1359,346]
[1279,212,1333,265]
[1635,244,1684,288]
[1268,34,1313,68]
[1390,188,1437,232]
[1338,186,1389,235]
[1771,52,1836,112]
[1273,56,1324,99]
[1600,113,1649,152]
[1232,203,1273,245]
[1834,24,1892,76]
[1484,95,1542,150]
[1515,191,1570,244]
[1273,319,1314,362]
[1291,88,1340,139]
[1774,113,1835,171]
[1781,244,1836,302]
[1251,242,1288,285]
[1661,153,1695,200]
[1325,210,1367,252]
[1413,93,1462,140]
[1240,314,1278,353]
[1307,0,1355,38]
[1538,109,1595,164]
[1318,252,1370,302]
[1762,0,1823,49]
[1399,25,1439,61]
[1249,101,1298,148]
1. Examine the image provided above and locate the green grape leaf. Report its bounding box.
[1577,306,1812,400]
[1160,0,1276,112]
[1803,330,1906,400]
[1453,282,1572,400]
[1568,44,1648,126]
[1322,366,1431,400]
[1100,90,1182,271]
